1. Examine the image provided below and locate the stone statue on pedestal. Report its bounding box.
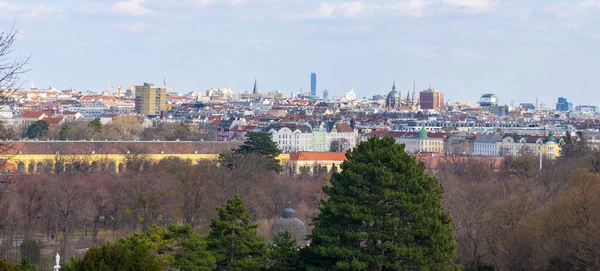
[54,253,61,271]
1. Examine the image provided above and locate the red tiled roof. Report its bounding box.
[231,125,258,132]
[210,120,221,127]
[60,111,80,115]
[290,152,346,161]
[18,111,46,118]
[44,117,64,124]
[336,123,354,133]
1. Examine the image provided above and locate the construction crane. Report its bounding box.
[117,86,122,103]
[108,85,123,103]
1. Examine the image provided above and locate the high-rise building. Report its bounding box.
[310,73,317,96]
[556,97,573,112]
[419,88,444,110]
[135,83,167,116]
[478,94,498,107]
[323,89,329,99]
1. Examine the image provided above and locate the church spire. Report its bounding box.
[392,80,396,91]
[253,79,258,94]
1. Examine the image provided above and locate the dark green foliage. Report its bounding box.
[0,259,17,271]
[166,225,216,271]
[464,261,495,271]
[89,118,104,134]
[268,231,301,271]
[305,136,458,270]
[25,120,49,139]
[330,163,338,173]
[206,195,268,271]
[63,224,216,271]
[14,258,36,271]
[62,241,162,271]
[58,125,71,140]
[0,258,36,271]
[62,228,165,271]
[233,132,281,171]
[19,240,40,266]
[237,132,281,157]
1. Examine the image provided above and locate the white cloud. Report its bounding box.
[316,1,366,18]
[382,0,432,18]
[112,0,154,16]
[74,0,154,17]
[102,22,161,32]
[0,1,62,19]
[545,0,600,29]
[442,0,495,11]
[395,43,439,58]
[158,0,281,8]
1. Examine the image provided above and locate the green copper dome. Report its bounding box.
[545,131,557,143]
[418,128,428,139]
[282,202,296,218]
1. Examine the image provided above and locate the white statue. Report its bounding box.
[55,253,60,266]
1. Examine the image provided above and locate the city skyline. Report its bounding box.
[2,0,598,106]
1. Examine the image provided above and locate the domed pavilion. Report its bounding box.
[270,202,308,247]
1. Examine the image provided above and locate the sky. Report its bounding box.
[1,0,599,106]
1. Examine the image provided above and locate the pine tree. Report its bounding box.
[237,132,281,158]
[304,136,458,270]
[15,257,37,271]
[206,195,268,271]
[234,132,282,171]
[268,231,301,271]
[89,118,104,134]
[26,120,49,139]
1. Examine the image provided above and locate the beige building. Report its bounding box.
[135,83,167,115]
[365,129,445,154]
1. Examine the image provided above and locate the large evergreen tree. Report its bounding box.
[268,231,301,271]
[233,132,281,171]
[89,118,104,134]
[304,136,458,270]
[237,132,281,157]
[206,195,268,271]
[25,120,49,139]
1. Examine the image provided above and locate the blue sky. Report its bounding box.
[2,0,599,106]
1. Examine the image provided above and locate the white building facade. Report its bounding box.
[267,124,313,152]
[473,135,502,156]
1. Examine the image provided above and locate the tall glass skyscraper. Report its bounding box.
[310,72,317,96]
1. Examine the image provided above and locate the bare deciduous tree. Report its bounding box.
[46,174,87,263]
[15,175,45,240]
[329,138,351,152]
[0,23,28,185]
[0,23,29,103]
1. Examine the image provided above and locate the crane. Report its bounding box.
[117,86,122,103]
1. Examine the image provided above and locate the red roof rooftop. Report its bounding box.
[18,111,46,118]
[290,152,346,161]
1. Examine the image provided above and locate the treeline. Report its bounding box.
[0,133,328,267]
[1,135,600,270]
[435,139,600,270]
[58,136,458,271]
[5,116,217,141]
